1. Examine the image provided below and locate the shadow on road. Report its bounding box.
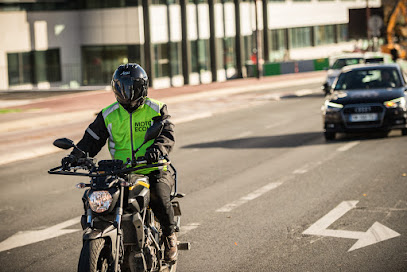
[182,132,323,149]
[182,131,393,150]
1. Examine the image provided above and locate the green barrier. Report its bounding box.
[313,58,329,71]
[263,62,281,76]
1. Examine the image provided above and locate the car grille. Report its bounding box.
[342,103,386,128]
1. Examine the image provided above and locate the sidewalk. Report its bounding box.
[0,71,326,165]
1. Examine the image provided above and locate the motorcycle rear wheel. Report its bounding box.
[78,239,109,272]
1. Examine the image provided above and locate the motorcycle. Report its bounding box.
[48,121,190,272]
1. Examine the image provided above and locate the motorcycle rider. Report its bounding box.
[61,63,178,262]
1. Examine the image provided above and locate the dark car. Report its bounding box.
[321,56,365,95]
[322,63,407,140]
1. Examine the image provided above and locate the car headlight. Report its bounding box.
[325,101,343,112]
[384,97,406,109]
[89,191,113,213]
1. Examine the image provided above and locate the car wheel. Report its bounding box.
[324,132,336,141]
[402,128,407,136]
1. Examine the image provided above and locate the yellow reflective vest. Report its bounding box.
[102,98,166,174]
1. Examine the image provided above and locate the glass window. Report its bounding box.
[7,52,32,86]
[7,49,61,86]
[153,43,170,78]
[216,38,224,70]
[335,69,402,90]
[170,42,182,76]
[268,29,286,62]
[337,24,348,42]
[33,49,61,83]
[82,0,128,9]
[82,45,141,85]
[289,27,312,49]
[151,0,166,5]
[191,40,199,73]
[243,35,254,64]
[198,39,211,73]
[191,39,211,74]
[331,58,363,69]
[224,37,236,70]
[315,25,335,46]
[0,0,139,11]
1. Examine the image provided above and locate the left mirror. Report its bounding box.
[53,138,75,150]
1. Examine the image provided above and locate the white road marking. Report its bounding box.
[303,201,401,252]
[0,216,81,253]
[337,141,360,152]
[216,182,283,213]
[178,223,201,237]
[264,120,290,129]
[295,89,314,96]
[173,112,213,124]
[293,167,309,174]
[237,131,253,138]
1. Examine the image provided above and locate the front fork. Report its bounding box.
[81,186,125,272]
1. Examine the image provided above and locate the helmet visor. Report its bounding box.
[115,76,134,103]
[113,76,146,108]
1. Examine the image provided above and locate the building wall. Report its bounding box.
[0,11,31,89]
[0,0,382,90]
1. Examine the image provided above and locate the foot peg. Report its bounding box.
[177,242,191,250]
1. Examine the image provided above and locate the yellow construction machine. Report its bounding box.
[381,0,407,59]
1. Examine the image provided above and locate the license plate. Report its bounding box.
[349,113,378,122]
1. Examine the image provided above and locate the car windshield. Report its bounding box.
[334,68,402,90]
[331,58,364,69]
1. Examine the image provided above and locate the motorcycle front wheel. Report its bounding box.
[78,238,109,272]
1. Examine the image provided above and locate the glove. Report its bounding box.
[145,147,161,164]
[61,154,79,170]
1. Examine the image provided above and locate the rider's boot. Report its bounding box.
[164,232,178,262]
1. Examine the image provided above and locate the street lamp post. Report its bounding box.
[366,0,371,51]
[254,0,262,79]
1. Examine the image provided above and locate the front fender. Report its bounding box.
[83,224,118,257]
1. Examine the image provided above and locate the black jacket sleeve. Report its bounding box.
[73,111,109,158]
[148,104,175,157]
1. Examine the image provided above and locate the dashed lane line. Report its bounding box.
[293,141,361,175]
[216,182,283,213]
[178,223,201,237]
[336,141,360,152]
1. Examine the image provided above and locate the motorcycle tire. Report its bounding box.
[78,239,109,272]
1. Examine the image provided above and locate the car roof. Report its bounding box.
[330,53,364,59]
[341,63,400,73]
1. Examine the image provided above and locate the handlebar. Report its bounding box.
[48,161,169,177]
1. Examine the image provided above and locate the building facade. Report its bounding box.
[0,0,381,90]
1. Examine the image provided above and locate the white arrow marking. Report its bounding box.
[0,216,81,253]
[303,201,401,252]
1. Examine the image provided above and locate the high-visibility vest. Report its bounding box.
[102,98,166,174]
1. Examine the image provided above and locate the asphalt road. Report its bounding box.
[0,84,406,272]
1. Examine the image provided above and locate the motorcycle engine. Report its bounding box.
[145,234,158,271]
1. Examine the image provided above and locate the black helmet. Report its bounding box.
[111,63,149,110]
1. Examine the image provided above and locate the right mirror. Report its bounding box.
[144,121,164,143]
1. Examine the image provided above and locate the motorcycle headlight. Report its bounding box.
[89,191,113,213]
[384,97,406,109]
